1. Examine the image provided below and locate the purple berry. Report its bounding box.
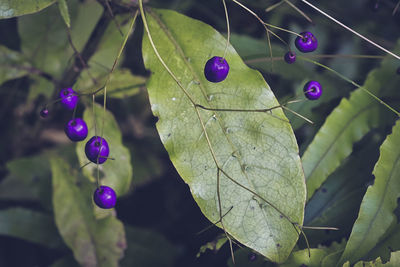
[248,253,257,262]
[397,67,400,75]
[304,81,322,100]
[93,185,117,209]
[204,56,229,83]
[284,51,296,64]
[295,31,318,53]
[85,136,110,164]
[60,88,79,110]
[64,118,88,142]
[40,108,49,118]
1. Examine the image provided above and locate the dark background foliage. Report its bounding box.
[0,0,400,266]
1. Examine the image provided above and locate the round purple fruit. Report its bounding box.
[93,185,116,209]
[204,56,230,83]
[284,51,296,64]
[85,136,110,164]
[60,88,79,110]
[40,108,49,118]
[295,31,318,53]
[304,80,322,100]
[64,118,88,142]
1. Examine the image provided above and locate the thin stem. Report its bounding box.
[231,0,302,38]
[300,0,400,61]
[265,0,284,12]
[139,1,197,105]
[222,0,231,60]
[299,56,400,116]
[100,10,139,140]
[196,206,234,235]
[96,158,100,189]
[282,0,313,24]
[92,94,97,137]
[393,0,400,16]
[244,54,385,64]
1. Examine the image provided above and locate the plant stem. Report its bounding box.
[300,0,400,61]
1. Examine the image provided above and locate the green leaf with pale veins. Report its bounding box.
[51,155,126,267]
[0,0,55,18]
[76,103,132,196]
[338,119,400,265]
[302,53,399,201]
[142,8,306,262]
[57,0,70,27]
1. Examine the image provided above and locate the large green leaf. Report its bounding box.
[0,208,64,249]
[51,155,126,267]
[302,55,399,200]
[76,103,132,196]
[18,0,102,77]
[142,8,306,262]
[0,45,31,86]
[0,0,55,18]
[338,120,400,265]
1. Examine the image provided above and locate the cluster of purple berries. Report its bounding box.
[283,31,322,100]
[203,31,322,100]
[40,88,116,209]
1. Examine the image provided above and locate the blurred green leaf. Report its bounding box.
[197,234,227,258]
[120,226,179,267]
[351,251,400,266]
[27,75,54,101]
[74,14,134,93]
[321,239,347,267]
[57,0,70,28]
[143,8,306,263]
[304,131,382,245]
[0,0,56,19]
[279,248,328,267]
[339,120,400,265]
[302,54,399,201]
[0,45,31,86]
[78,69,146,99]
[51,155,126,267]
[0,208,64,249]
[76,103,132,196]
[0,154,52,208]
[366,223,400,263]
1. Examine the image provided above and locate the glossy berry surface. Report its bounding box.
[93,186,117,209]
[304,80,322,100]
[60,88,79,110]
[85,136,110,164]
[40,108,49,118]
[284,51,296,64]
[295,31,318,53]
[204,56,229,83]
[64,118,88,142]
